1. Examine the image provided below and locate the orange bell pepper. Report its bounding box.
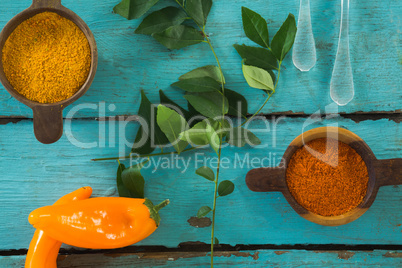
[28,197,169,249]
[25,186,92,268]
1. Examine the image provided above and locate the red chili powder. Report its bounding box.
[286,138,369,216]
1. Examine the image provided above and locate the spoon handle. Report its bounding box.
[330,0,354,106]
[246,167,287,192]
[32,106,64,144]
[292,0,316,71]
[31,0,61,9]
[375,159,402,187]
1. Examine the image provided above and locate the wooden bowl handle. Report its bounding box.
[375,158,402,187]
[31,0,61,8]
[246,167,287,192]
[32,106,63,144]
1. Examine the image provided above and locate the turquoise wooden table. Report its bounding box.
[0,0,401,267]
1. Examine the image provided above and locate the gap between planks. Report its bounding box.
[0,111,401,125]
[1,243,402,257]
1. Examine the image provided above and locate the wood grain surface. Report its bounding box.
[0,117,400,251]
[0,0,400,266]
[0,0,400,118]
[1,250,401,267]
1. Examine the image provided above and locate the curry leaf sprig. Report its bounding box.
[236,7,297,125]
[95,1,297,267]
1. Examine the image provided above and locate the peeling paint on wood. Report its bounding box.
[64,250,260,263]
[215,251,259,260]
[274,251,289,255]
[104,252,208,261]
[187,217,212,228]
[383,252,402,258]
[2,250,402,267]
[56,255,68,262]
[314,250,356,260]
[0,118,25,125]
[337,251,356,260]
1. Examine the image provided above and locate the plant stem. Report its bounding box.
[274,61,283,89]
[203,33,225,91]
[175,0,184,9]
[239,91,274,127]
[240,61,282,127]
[91,145,204,161]
[154,199,170,211]
[199,29,226,268]
[210,143,221,267]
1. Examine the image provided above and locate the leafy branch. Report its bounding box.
[99,1,297,267]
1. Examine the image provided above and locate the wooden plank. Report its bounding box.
[0,117,400,250]
[0,0,401,118]
[0,250,401,267]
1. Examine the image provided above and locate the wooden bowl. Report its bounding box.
[246,127,402,226]
[0,0,98,144]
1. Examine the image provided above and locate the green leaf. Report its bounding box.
[121,161,147,198]
[132,125,155,155]
[157,105,189,154]
[179,119,222,152]
[205,118,230,137]
[136,90,169,148]
[179,121,209,145]
[179,65,224,84]
[242,63,274,92]
[184,92,228,119]
[186,0,213,27]
[171,77,221,92]
[271,13,297,61]
[227,127,261,147]
[152,25,204,50]
[267,70,276,85]
[159,90,202,127]
[159,90,190,119]
[113,0,159,20]
[132,90,168,153]
[233,44,278,70]
[205,123,220,154]
[218,180,235,196]
[187,101,203,125]
[241,7,269,48]
[196,166,215,181]
[135,7,187,35]
[214,237,219,245]
[197,206,212,218]
[225,88,248,118]
[117,164,133,198]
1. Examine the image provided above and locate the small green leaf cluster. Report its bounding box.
[195,166,235,218]
[116,79,257,203]
[117,160,148,198]
[114,0,213,50]
[130,72,260,162]
[235,7,297,93]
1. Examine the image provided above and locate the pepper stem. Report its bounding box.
[144,198,170,227]
[154,199,170,212]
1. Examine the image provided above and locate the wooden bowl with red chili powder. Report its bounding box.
[0,0,97,144]
[246,127,402,226]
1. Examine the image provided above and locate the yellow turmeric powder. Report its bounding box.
[2,12,91,104]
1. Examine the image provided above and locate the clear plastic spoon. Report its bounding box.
[292,0,316,71]
[330,0,354,106]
